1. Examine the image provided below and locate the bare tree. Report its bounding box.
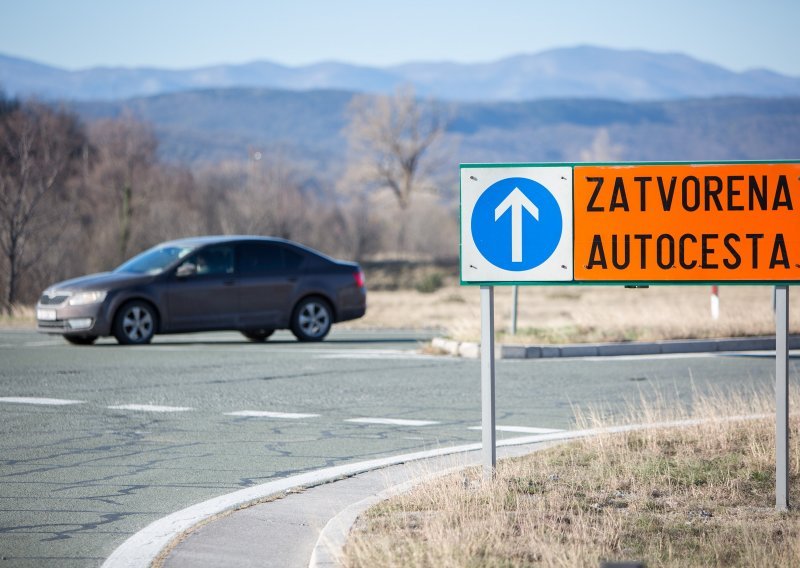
[87,116,157,263]
[579,128,624,162]
[0,101,86,312]
[342,86,446,252]
[192,162,242,235]
[131,163,200,248]
[328,193,384,262]
[220,152,315,241]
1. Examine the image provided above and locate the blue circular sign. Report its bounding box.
[471,177,563,271]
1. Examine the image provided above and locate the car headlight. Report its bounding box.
[68,291,108,306]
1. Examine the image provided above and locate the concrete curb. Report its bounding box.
[431,335,800,360]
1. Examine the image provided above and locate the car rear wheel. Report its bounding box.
[113,301,157,345]
[290,297,332,342]
[64,335,97,346]
[241,328,275,342]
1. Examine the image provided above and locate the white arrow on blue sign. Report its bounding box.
[461,165,573,283]
[495,187,539,263]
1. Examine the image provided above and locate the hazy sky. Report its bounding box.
[2,0,799,75]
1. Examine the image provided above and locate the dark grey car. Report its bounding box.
[36,236,367,345]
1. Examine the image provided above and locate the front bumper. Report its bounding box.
[36,302,112,337]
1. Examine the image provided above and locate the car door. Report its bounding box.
[164,244,239,331]
[236,242,304,328]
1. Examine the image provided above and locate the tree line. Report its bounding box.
[0,88,458,312]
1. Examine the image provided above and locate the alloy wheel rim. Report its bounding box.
[299,302,329,337]
[123,307,153,341]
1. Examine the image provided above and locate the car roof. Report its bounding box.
[161,235,292,248]
[157,235,336,261]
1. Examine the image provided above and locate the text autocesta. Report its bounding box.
[581,172,795,273]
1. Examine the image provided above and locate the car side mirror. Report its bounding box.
[176,262,197,278]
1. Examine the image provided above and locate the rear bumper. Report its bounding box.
[337,303,367,323]
[335,288,367,323]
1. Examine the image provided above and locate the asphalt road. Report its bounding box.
[0,328,793,567]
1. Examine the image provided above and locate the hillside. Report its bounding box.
[68,90,800,168]
[72,88,355,167]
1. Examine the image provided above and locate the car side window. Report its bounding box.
[238,243,304,275]
[190,245,235,276]
[284,248,304,270]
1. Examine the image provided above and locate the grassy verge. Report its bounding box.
[344,388,800,567]
[344,285,800,344]
[0,305,35,328]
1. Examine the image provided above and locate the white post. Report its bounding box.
[480,285,496,479]
[710,285,720,320]
[775,285,789,511]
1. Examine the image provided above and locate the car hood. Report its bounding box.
[45,272,156,294]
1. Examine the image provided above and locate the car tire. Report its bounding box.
[64,335,97,346]
[113,300,157,345]
[290,297,332,342]
[241,328,275,342]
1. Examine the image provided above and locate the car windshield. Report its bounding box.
[114,245,196,275]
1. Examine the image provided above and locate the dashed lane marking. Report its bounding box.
[317,349,431,360]
[107,404,193,412]
[224,410,320,419]
[345,417,440,427]
[468,425,565,434]
[0,340,64,348]
[0,396,85,406]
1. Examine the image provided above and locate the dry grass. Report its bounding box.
[0,305,35,329]
[344,284,800,344]
[344,387,800,567]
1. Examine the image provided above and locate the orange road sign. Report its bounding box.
[573,163,800,282]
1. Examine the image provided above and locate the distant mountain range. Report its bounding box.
[3,46,799,171]
[3,46,800,102]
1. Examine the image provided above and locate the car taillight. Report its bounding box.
[354,269,365,288]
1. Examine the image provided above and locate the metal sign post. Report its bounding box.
[510,285,519,335]
[775,285,789,511]
[480,285,496,479]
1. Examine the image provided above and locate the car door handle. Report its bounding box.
[223,280,235,286]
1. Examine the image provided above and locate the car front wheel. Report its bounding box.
[290,297,332,342]
[113,301,157,345]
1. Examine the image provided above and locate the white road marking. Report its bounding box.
[317,349,428,360]
[346,417,440,427]
[0,396,85,406]
[320,354,421,360]
[225,410,320,419]
[108,404,193,412]
[0,340,64,348]
[468,425,565,434]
